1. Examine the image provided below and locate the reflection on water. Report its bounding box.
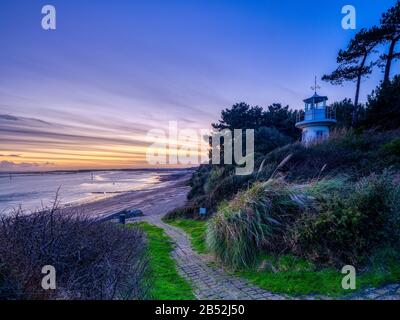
[0,170,178,213]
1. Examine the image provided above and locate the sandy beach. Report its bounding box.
[62,170,193,220]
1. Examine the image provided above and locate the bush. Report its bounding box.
[261,130,400,181]
[0,207,148,300]
[206,173,400,270]
[362,76,400,131]
[167,167,255,220]
[163,197,208,220]
[187,165,213,200]
[254,127,293,154]
[291,174,400,267]
[206,180,303,269]
[207,174,254,207]
[182,130,400,225]
[382,138,400,156]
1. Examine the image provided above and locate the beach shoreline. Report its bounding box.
[60,169,193,220]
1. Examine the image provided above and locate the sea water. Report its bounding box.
[0,170,177,214]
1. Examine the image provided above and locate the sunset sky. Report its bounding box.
[0,0,398,171]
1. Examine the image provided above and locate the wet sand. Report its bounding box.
[63,170,193,220]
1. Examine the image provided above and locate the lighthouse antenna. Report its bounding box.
[311,76,321,94]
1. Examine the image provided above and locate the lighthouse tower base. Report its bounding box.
[295,92,336,145]
[301,125,330,144]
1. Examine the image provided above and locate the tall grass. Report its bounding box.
[206,179,303,269]
[291,173,400,267]
[206,173,400,270]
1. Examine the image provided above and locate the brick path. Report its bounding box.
[137,214,287,300]
[349,284,400,300]
[136,214,400,300]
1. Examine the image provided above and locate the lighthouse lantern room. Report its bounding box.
[296,78,336,144]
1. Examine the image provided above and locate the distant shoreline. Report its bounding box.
[0,167,198,176]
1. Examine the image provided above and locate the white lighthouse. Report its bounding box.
[295,79,336,144]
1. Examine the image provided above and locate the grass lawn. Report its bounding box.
[165,218,400,297]
[238,254,400,297]
[129,222,195,300]
[165,219,208,254]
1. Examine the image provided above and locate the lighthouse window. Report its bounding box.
[316,130,324,139]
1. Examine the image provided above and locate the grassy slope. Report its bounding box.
[131,222,194,300]
[167,219,400,297]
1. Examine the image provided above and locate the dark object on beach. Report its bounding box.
[119,213,126,225]
[99,209,144,223]
[121,209,144,219]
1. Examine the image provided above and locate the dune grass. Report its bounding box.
[130,222,194,300]
[165,219,208,254]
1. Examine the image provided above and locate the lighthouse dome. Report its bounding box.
[303,93,328,105]
[295,89,336,144]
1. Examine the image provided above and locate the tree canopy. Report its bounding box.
[212,102,300,140]
[322,27,384,125]
[380,0,400,83]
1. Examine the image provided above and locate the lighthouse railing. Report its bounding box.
[296,106,336,124]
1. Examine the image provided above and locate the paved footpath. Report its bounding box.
[136,214,287,300]
[135,214,400,300]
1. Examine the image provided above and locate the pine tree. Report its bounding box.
[322,27,384,126]
[380,1,400,83]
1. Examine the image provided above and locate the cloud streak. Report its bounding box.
[0,113,206,171]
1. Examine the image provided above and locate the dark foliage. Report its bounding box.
[330,98,365,129]
[212,102,300,141]
[362,76,400,130]
[0,207,148,300]
[291,174,400,267]
[261,130,400,181]
[207,173,400,269]
[379,0,400,83]
[206,180,303,269]
[254,127,293,154]
[169,130,400,221]
[323,27,385,124]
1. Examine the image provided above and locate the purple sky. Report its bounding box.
[0,0,398,171]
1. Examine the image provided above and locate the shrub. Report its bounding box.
[261,130,400,181]
[206,180,304,269]
[382,138,400,156]
[166,168,255,220]
[362,75,400,131]
[163,197,208,220]
[291,174,400,267]
[206,173,400,270]
[254,127,293,154]
[187,165,213,200]
[0,207,148,300]
[207,174,254,207]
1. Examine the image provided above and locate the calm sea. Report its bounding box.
[0,170,183,214]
